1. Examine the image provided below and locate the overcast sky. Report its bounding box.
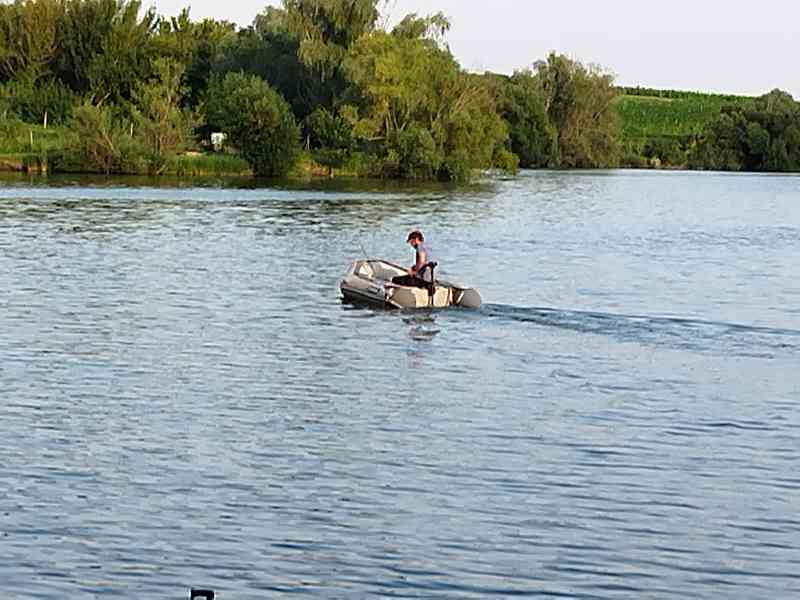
[149,0,799,98]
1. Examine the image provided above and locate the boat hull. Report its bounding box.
[340,260,481,310]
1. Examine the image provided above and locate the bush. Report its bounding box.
[304,107,355,173]
[382,126,442,179]
[642,137,686,166]
[204,72,300,177]
[304,107,353,150]
[493,147,520,174]
[619,151,649,169]
[64,103,146,174]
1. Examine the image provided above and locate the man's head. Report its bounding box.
[407,230,424,248]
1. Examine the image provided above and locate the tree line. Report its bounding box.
[0,0,797,178]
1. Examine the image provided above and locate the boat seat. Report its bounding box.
[371,264,399,281]
[357,262,375,278]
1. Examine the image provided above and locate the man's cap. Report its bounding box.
[407,230,424,242]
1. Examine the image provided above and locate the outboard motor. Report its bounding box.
[422,262,438,306]
[190,590,215,600]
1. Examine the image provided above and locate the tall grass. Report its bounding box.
[165,153,251,176]
[0,118,70,154]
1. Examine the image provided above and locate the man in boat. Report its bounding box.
[392,230,436,288]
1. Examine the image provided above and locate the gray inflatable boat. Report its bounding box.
[340,259,482,309]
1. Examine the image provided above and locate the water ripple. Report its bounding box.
[1,171,799,598]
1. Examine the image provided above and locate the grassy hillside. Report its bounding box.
[614,87,754,143]
[612,87,755,167]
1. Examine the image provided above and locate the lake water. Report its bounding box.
[1,170,798,599]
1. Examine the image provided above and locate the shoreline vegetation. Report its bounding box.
[1,0,798,181]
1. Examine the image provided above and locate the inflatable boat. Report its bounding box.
[340,259,482,309]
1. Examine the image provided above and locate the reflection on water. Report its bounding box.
[403,312,442,341]
[1,170,799,599]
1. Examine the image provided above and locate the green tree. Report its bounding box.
[86,0,157,104]
[203,72,300,177]
[641,136,686,167]
[343,23,511,181]
[689,110,746,170]
[152,11,237,109]
[53,0,156,103]
[214,10,322,120]
[534,52,620,168]
[284,0,379,80]
[689,89,800,172]
[281,0,380,109]
[152,8,197,66]
[498,70,558,168]
[52,0,118,93]
[132,58,191,174]
[0,0,61,83]
[391,11,450,42]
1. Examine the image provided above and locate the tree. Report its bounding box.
[152,11,236,109]
[213,10,322,120]
[342,24,511,181]
[689,89,800,172]
[53,0,156,103]
[534,52,620,168]
[203,72,300,177]
[284,0,379,80]
[282,0,380,108]
[0,0,61,83]
[86,0,157,104]
[641,136,686,167]
[498,70,558,168]
[132,58,191,174]
[391,11,449,42]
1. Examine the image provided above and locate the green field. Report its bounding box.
[614,88,754,143]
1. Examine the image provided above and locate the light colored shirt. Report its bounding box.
[415,243,436,282]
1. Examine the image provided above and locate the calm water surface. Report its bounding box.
[1,170,798,599]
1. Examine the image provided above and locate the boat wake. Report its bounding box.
[480,304,800,357]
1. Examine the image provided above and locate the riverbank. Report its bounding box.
[0,147,405,179]
[0,87,787,178]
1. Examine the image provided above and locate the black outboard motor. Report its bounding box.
[190,590,215,600]
[422,262,438,305]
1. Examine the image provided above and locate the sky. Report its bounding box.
[148,0,800,98]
